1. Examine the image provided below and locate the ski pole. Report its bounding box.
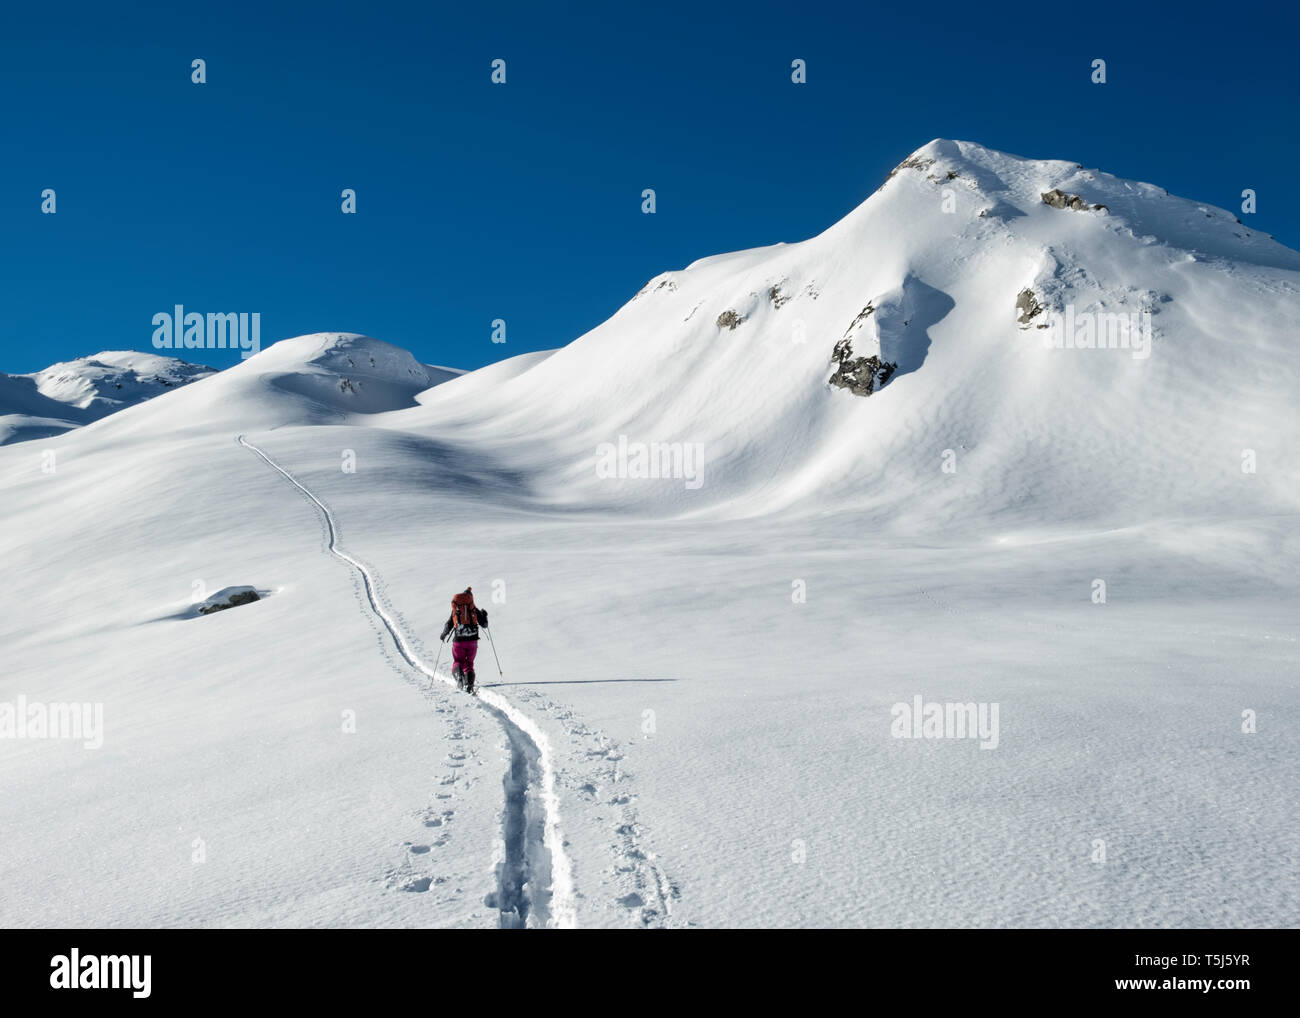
[433,633,447,678]
[486,625,503,677]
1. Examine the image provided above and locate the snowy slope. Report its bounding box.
[0,372,84,444]
[32,333,464,449]
[21,351,218,417]
[0,337,482,928]
[0,351,218,445]
[2,141,1298,929]
[0,339,457,447]
[386,139,1300,530]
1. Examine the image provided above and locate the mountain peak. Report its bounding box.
[403,138,1300,523]
[21,350,216,413]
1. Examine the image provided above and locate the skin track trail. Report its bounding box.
[238,433,576,929]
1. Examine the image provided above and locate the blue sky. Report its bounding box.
[3,0,1297,373]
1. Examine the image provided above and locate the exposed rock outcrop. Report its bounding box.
[888,154,936,180]
[197,586,261,615]
[1042,189,1108,213]
[1016,287,1046,326]
[828,309,898,397]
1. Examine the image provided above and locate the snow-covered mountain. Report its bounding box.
[386,138,1300,527]
[12,138,1300,525]
[0,339,464,446]
[0,351,217,445]
[0,372,84,444]
[21,350,218,417]
[2,141,1297,930]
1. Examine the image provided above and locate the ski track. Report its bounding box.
[237,433,577,929]
[506,685,679,926]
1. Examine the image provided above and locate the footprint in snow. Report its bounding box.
[409,845,431,855]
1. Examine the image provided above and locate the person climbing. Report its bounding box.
[440,587,488,693]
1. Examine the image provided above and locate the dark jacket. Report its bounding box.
[441,607,488,643]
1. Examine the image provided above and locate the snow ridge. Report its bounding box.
[236,434,576,929]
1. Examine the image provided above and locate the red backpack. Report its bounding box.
[451,589,477,628]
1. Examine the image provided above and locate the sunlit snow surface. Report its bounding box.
[2,141,1297,927]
